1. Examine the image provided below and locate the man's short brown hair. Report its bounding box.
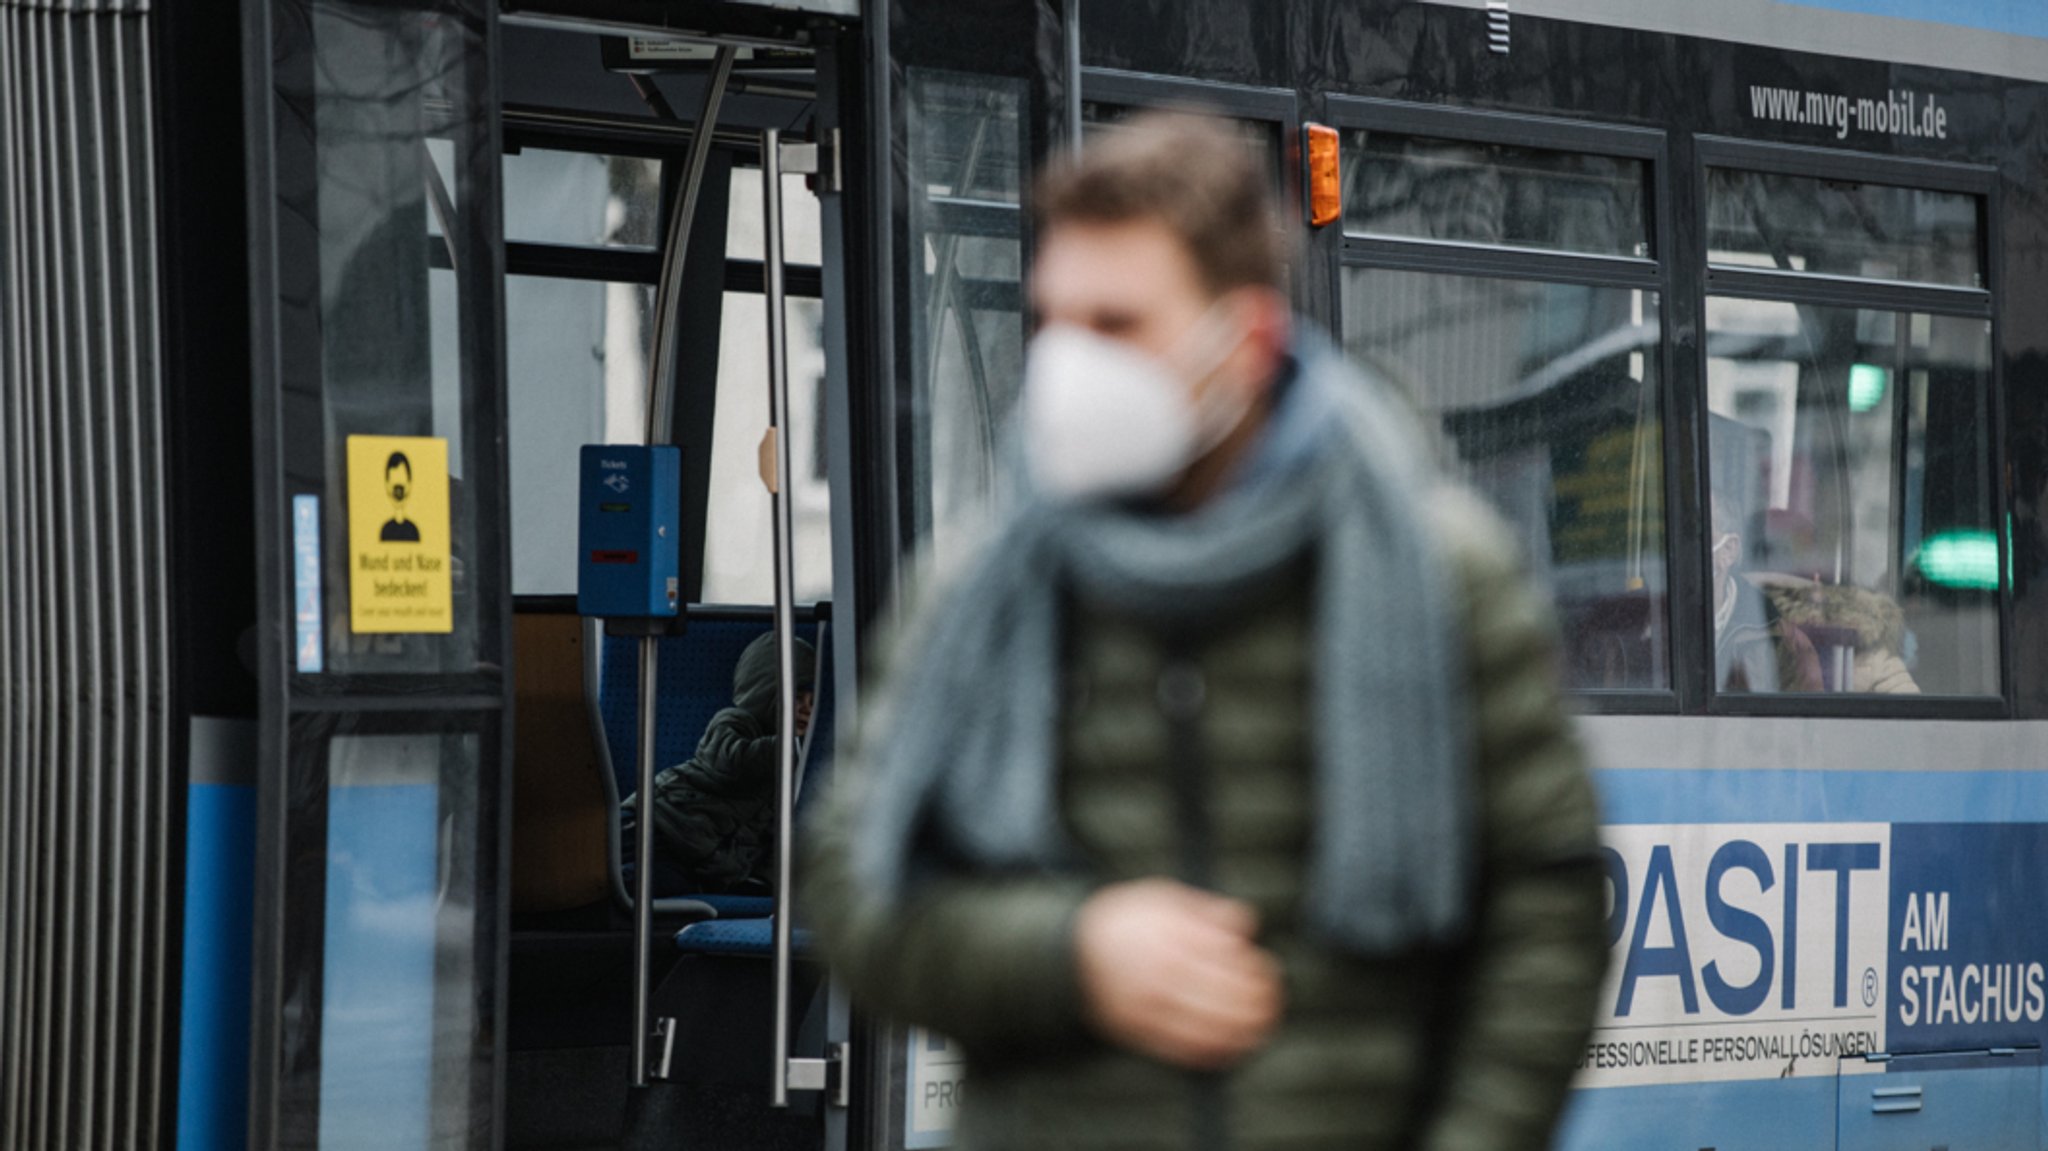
[1032,111,1286,297]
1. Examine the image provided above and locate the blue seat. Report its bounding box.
[673,916,814,958]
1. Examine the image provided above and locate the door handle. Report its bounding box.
[763,125,804,1109]
[763,121,850,1114]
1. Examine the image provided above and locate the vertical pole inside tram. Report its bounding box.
[760,125,804,1109]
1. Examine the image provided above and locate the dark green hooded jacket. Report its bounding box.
[808,492,1605,1151]
[624,632,815,895]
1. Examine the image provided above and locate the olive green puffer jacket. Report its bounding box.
[808,492,1606,1151]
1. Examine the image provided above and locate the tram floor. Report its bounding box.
[506,927,826,1149]
[506,1044,825,1150]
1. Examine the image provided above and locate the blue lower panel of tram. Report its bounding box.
[178,776,255,1151]
[1559,766,2048,1150]
[1562,1055,2041,1150]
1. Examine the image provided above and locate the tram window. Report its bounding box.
[320,134,490,674]
[1706,169,1981,287]
[503,276,656,595]
[906,69,1029,562]
[1342,269,1668,691]
[1081,101,1283,196]
[1342,133,1650,259]
[914,72,1026,205]
[725,167,825,267]
[319,730,484,1142]
[929,234,1022,281]
[925,296,1026,544]
[1704,297,1998,696]
[432,149,664,250]
[703,292,833,604]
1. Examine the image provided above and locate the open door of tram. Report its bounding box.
[481,2,1078,1148]
[477,9,871,1149]
[236,0,1079,1146]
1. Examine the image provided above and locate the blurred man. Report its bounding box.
[811,114,1605,1151]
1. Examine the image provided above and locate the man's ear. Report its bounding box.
[1253,286,1290,336]
[1240,287,1292,390]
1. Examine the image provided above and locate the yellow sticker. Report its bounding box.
[346,435,453,634]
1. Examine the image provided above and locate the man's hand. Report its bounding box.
[1073,879,1283,1070]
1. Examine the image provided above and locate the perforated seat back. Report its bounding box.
[599,618,776,798]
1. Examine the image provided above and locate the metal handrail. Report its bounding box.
[629,43,738,1091]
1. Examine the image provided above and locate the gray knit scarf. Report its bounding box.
[849,336,1475,953]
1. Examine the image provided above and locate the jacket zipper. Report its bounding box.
[1159,651,1228,1151]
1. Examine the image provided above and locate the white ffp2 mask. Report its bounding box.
[1019,313,1250,503]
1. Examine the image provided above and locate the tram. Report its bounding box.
[4,0,2048,1148]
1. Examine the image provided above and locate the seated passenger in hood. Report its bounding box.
[622,631,816,895]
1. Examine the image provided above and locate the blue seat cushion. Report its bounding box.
[674,916,813,958]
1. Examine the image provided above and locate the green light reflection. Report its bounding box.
[1917,530,2001,590]
[1848,363,1888,414]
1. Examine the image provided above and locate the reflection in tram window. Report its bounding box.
[906,70,1029,564]
[1705,298,1998,695]
[1343,133,1650,259]
[1342,270,1667,690]
[1707,168,1982,287]
[912,72,1025,205]
[498,149,664,249]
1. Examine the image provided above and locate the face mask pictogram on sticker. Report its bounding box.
[1020,301,1253,503]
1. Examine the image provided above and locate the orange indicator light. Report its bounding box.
[1306,123,1341,228]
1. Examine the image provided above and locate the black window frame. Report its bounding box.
[1078,68,1310,316]
[1692,135,2008,720]
[1327,96,1679,715]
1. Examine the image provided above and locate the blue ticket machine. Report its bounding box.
[576,445,682,620]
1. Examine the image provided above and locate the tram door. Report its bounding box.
[853,1,1074,1146]
[240,1,513,1147]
